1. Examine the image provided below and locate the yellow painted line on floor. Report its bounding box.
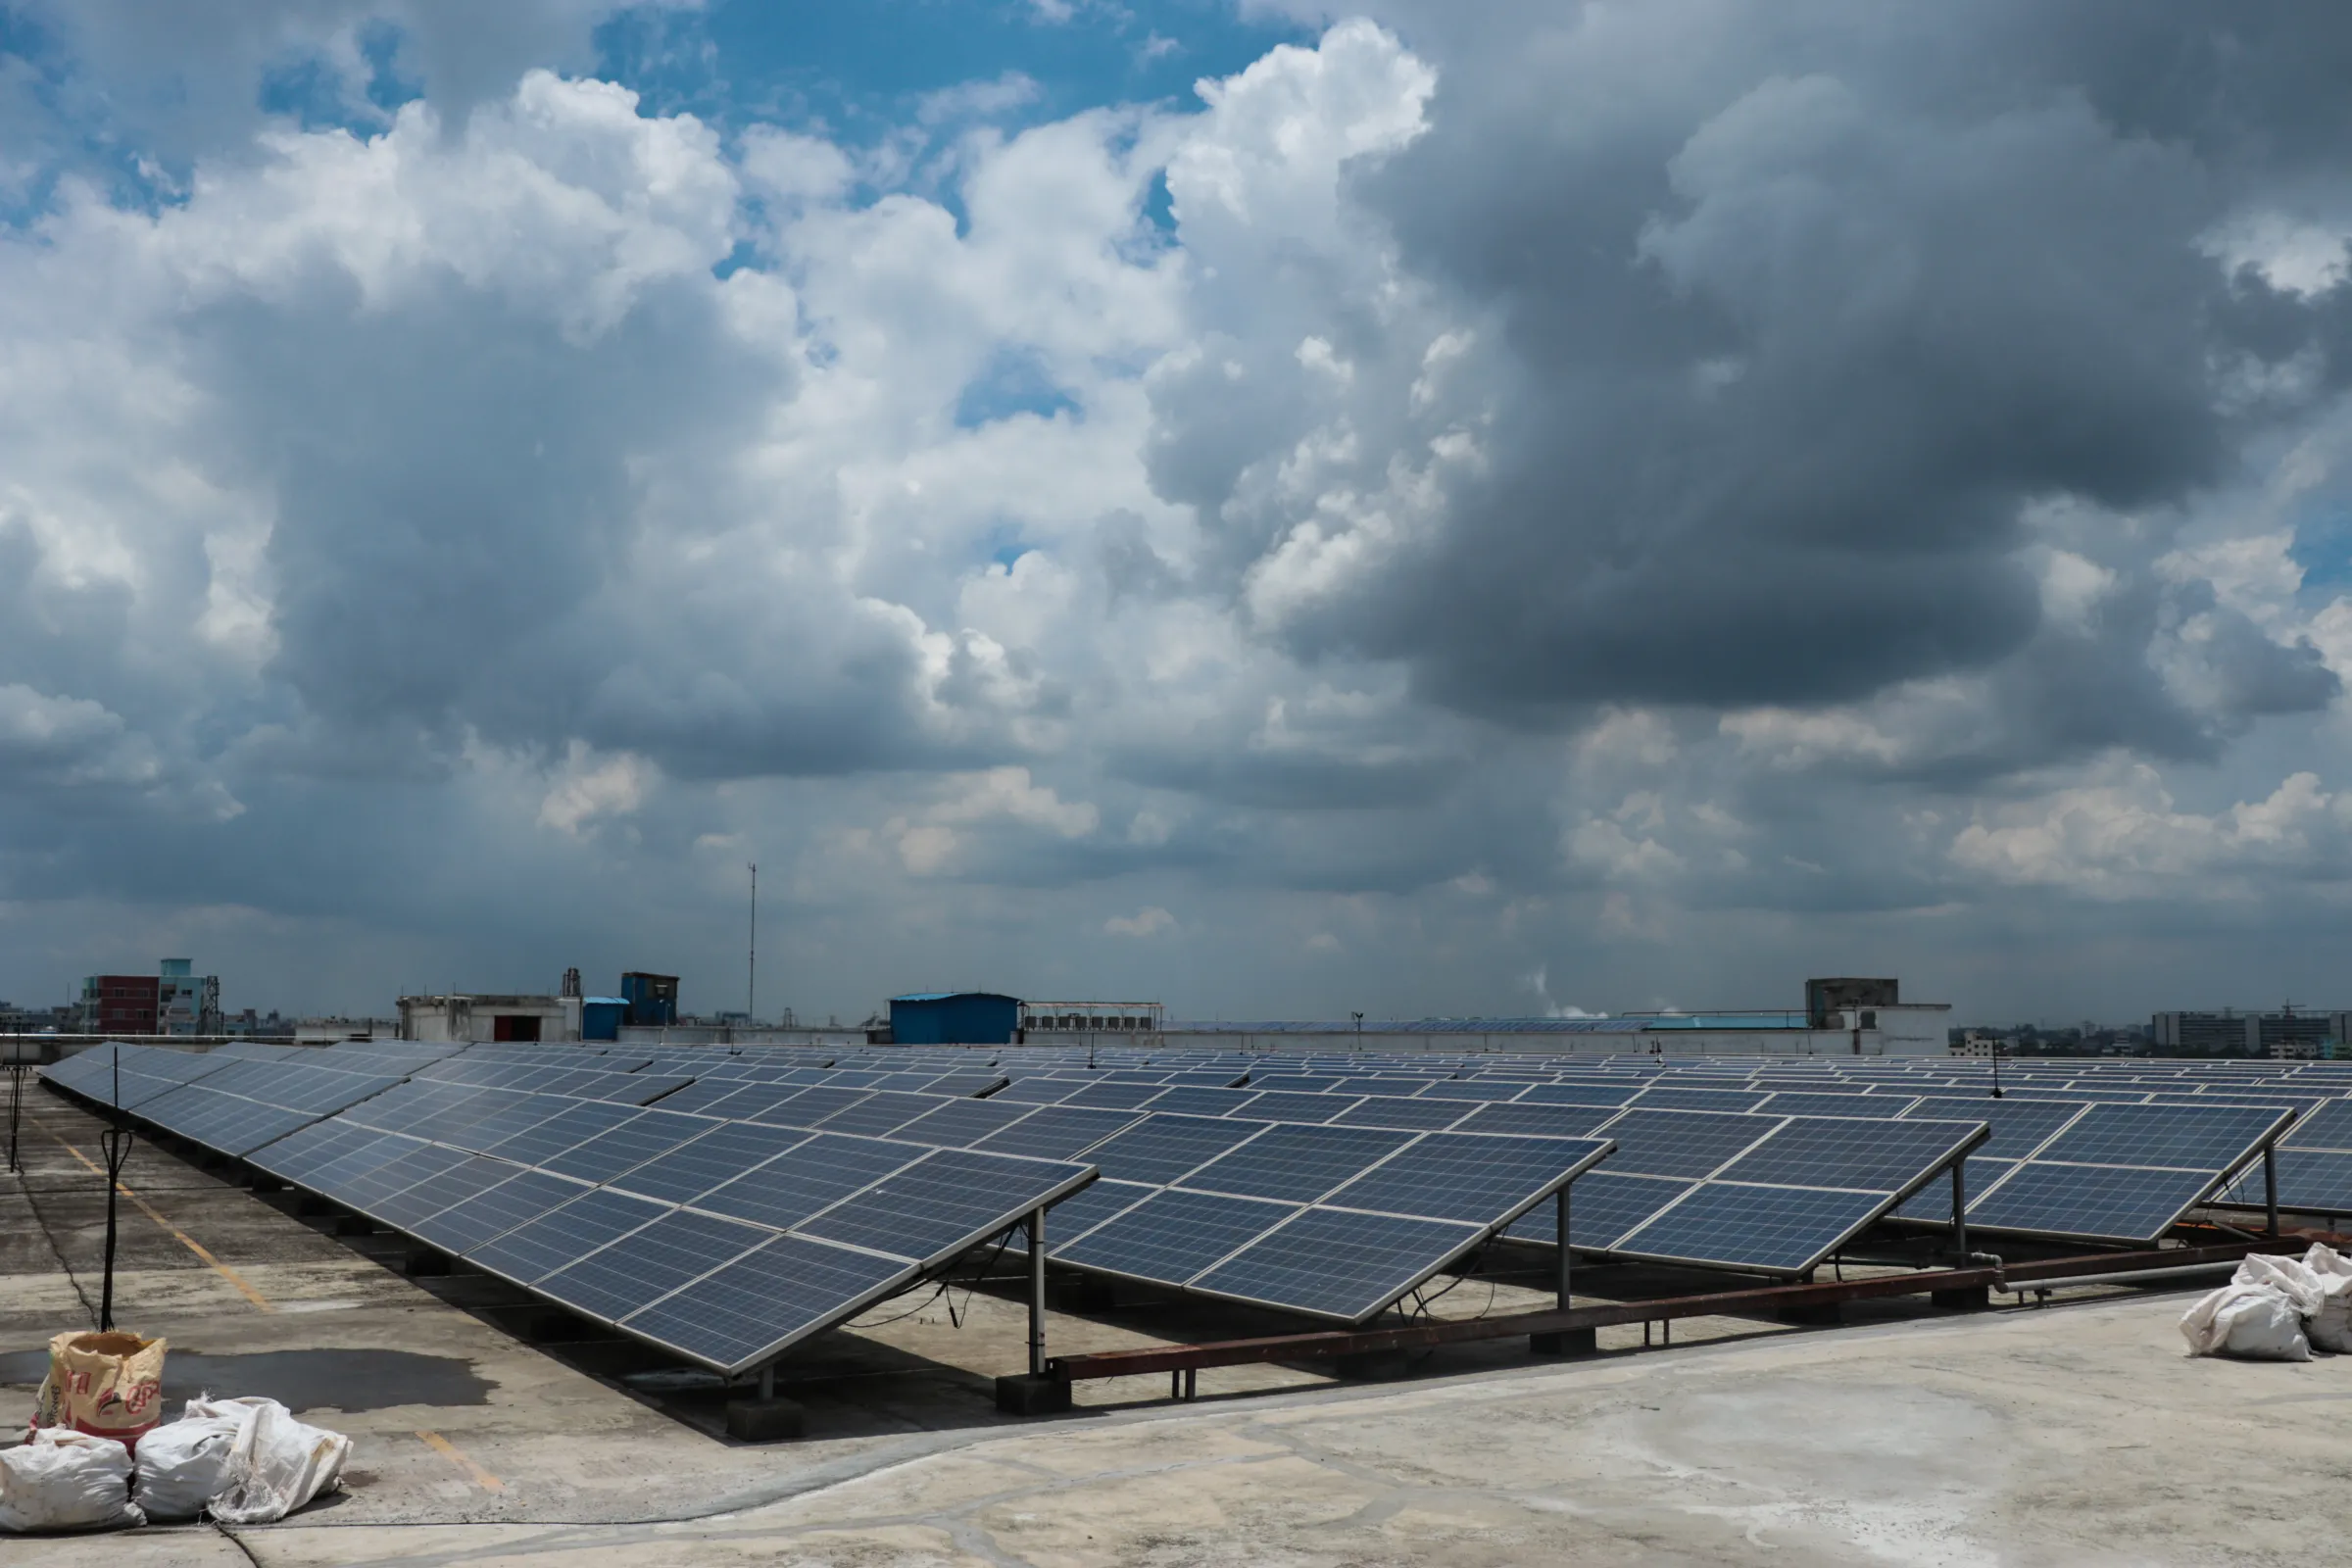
[416,1430,506,1492]
[44,1130,276,1313]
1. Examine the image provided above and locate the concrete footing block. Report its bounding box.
[249,1174,283,1194]
[994,1373,1073,1415]
[1932,1285,1990,1310]
[1530,1327,1598,1357]
[1775,1301,1842,1326]
[404,1247,451,1277]
[726,1396,807,1442]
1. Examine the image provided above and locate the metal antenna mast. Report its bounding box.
[747,862,758,1026]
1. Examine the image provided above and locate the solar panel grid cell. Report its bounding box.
[1192,1208,1484,1320]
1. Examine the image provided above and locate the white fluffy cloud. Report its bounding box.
[6,9,2352,1024]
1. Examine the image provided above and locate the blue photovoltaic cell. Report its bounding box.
[1231,1091,1355,1123]
[1057,1081,1170,1110]
[1589,1109,1775,1178]
[1035,1178,1155,1246]
[1077,1114,1268,1185]
[2233,1149,2352,1213]
[620,1234,915,1372]
[541,1110,718,1183]
[479,1100,643,1166]
[1614,1183,1887,1273]
[796,1150,1090,1265]
[745,1086,872,1127]
[1448,1102,1616,1139]
[407,1165,584,1252]
[969,1105,1143,1161]
[436,1092,577,1152]
[1630,1087,1771,1112]
[1505,1170,1691,1249]
[1761,1093,1919,1119]
[1966,1161,2221,1242]
[689,1134,922,1232]
[808,1091,951,1139]
[467,1188,670,1284]
[611,1123,809,1205]
[1324,1134,1611,1225]
[535,1209,774,1322]
[1409,1080,1530,1104]
[1897,1099,2083,1160]
[2282,1101,2352,1152]
[1138,1087,1263,1117]
[1514,1084,1639,1108]
[1054,1188,1297,1282]
[1892,1156,2012,1220]
[1715,1116,1983,1193]
[2035,1103,2285,1171]
[990,1078,1087,1105]
[887,1098,1037,1149]
[1193,1208,1483,1321]
[1179,1123,1412,1203]
[1328,1097,1472,1132]
[323,1141,469,1211]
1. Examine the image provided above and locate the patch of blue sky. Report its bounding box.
[594,0,1307,149]
[2288,500,2352,593]
[257,21,419,132]
[956,347,1084,430]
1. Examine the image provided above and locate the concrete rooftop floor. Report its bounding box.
[4,1080,2343,1566]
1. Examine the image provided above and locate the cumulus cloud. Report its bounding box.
[6,7,2352,1022]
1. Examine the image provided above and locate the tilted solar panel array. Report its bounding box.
[1048,1119,1615,1321]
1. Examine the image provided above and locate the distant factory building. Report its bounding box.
[890,992,1021,1046]
[2154,1008,2347,1057]
[398,992,582,1043]
[1020,1000,1164,1036]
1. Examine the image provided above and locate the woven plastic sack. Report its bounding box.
[30,1331,168,1453]
[0,1429,144,1533]
[185,1396,351,1525]
[2180,1282,2312,1360]
[131,1405,244,1521]
[2302,1244,2352,1353]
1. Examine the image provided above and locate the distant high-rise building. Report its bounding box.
[157,958,221,1035]
[80,974,160,1034]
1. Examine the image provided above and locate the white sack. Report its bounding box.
[131,1407,245,1522]
[2180,1282,2312,1361]
[2235,1252,2327,1317]
[0,1428,145,1533]
[186,1396,350,1525]
[2302,1244,2352,1353]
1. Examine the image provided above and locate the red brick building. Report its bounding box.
[81,974,160,1035]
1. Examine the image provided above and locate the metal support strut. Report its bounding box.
[2265,1146,2279,1240]
[1951,1156,1969,1262]
[1027,1204,1047,1379]
[1555,1184,1573,1310]
[97,1054,133,1333]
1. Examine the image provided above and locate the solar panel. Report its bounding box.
[1230,1091,1355,1123]
[479,1100,643,1165]
[2035,1103,2289,1171]
[1329,1096,1472,1132]
[887,1098,1037,1149]
[1035,1177,1155,1245]
[1717,1117,1985,1195]
[535,1209,774,1321]
[1899,1099,2084,1159]
[467,1188,671,1285]
[617,1235,915,1374]
[1077,1114,1268,1185]
[807,1091,951,1139]
[689,1134,924,1232]
[611,1123,809,1205]
[795,1149,1094,1266]
[1192,1208,1485,1320]
[2230,1149,2352,1215]
[1448,1102,1616,1139]
[1323,1133,1613,1225]
[968,1104,1144,1161]
[1587,1109,1777,1178]
[1613,1184,1889,1273]
[1505,1171,1690,1249]
[1054,1188,1298,1282]
[744,1085,872,1127]
[1178,1123,1413,1203]
[408,1168,593,1254]
[1965,1161,2221,1243]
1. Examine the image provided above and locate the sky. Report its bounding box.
[4,2,2352,1027]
